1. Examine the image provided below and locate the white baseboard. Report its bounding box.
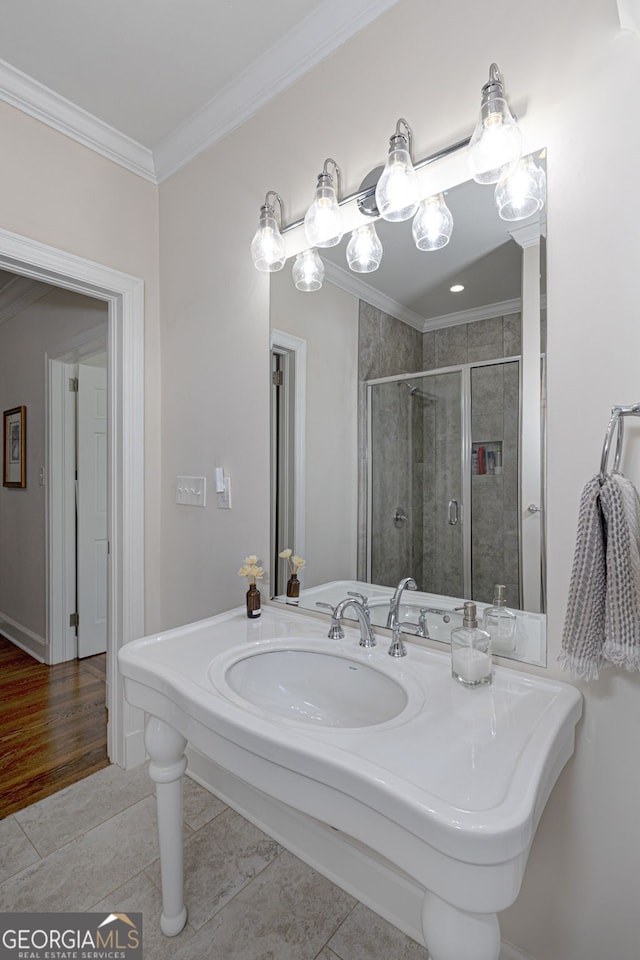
[186,747,534,960]
[123,727,146,769]
[0,612,46,662]
[501,942,535,960]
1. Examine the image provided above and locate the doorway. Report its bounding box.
[0,227,145,771]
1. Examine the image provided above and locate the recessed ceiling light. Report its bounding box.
[450,284,465,293]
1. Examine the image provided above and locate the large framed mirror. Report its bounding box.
[269,150,546,666]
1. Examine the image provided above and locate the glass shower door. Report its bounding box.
[367,371,464,596]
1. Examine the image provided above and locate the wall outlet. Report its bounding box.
[176,476,206,506]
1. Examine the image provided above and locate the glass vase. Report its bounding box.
[246,583,261,619]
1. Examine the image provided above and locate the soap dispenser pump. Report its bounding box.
[483,584,517,654]
[451,601,493,687]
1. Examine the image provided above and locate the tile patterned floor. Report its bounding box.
[0,763,430,960]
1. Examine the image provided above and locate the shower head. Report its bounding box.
[398,380,435,401]
[399,380,419,396]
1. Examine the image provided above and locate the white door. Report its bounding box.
[77,363,108,657]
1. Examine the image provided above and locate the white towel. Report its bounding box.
[560,473,640,679]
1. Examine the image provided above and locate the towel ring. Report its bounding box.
[599,403,640,483]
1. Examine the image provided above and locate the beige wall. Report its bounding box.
[158,1,640,957]
[0,101,162,628]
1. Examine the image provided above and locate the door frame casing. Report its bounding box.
[0,227,145,769]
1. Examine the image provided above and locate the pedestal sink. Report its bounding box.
[119,604,582,960]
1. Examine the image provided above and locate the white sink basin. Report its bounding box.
[224,648,408,727]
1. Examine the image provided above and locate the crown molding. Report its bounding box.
[323,259,545,334]
[152,0,401,182]
[0,59,157,182]
[423,298,524,331]
[0,274,53,325]
[323,260,426,331]
[0,0,398,184]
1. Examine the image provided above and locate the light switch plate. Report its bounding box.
[176,476,206,506]
[217,476,232,509]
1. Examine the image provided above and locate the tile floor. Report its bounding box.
[0,763,430,960]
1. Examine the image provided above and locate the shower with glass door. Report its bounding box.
[365,359,522,609]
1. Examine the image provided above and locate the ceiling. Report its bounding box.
[0,0,399,182]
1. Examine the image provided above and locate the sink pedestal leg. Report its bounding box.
[422,891,500,960]
[145,717,188,936]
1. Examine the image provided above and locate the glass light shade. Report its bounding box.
[292,249,324,292]
[412,194,454,251]
[375,136,420,221]
[304,174,343,247]
[495,156,546,221]
[346,223,383,273]
[468,97,522,185]
[250,206,286,271]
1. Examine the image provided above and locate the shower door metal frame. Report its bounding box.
[364,355,524,604]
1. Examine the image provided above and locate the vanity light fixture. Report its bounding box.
[292,248,325,291]
[250,191,286,271]
[412,193,454,251]
[346,223,383,273]
[375,119,420,222]
[495,154,546,221]
[467,63,522,185]
[304,158,343,248]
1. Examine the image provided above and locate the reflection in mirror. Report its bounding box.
[270,151,546,666]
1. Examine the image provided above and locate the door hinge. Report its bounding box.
[69,377,79,392]
[272,370,284,386]
[69,612,79,628]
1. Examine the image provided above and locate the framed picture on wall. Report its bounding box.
[3,406,27,488]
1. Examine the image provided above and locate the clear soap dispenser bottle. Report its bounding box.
[483,584,516,654]
[451,601,493,687]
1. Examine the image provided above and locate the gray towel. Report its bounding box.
[560,473,640,679]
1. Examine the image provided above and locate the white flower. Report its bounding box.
[238,555,264,585]
[291,556,305,571]
[279,548,292,560]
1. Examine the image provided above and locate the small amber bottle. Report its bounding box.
[246,583,261,618]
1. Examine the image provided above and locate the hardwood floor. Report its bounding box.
[0,635,108,818]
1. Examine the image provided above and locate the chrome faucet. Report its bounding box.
[386,576,418,629]
[317,597,376,648]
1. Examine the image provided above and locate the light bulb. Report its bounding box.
[346,223,383,273]
[495,155,546,221]
[412,194,454,251]
[292,249,324,291]
[468,64,522,184]
[251,202,285,271]
[304,161,343,247]
[375,121,419,221]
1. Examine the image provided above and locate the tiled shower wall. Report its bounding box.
[359,301,536,607]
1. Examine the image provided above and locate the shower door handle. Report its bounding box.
[448,499,459,525]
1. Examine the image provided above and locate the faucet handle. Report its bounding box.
[347,591,369,614]
[403,612,430,639]
[315,601,344,639]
